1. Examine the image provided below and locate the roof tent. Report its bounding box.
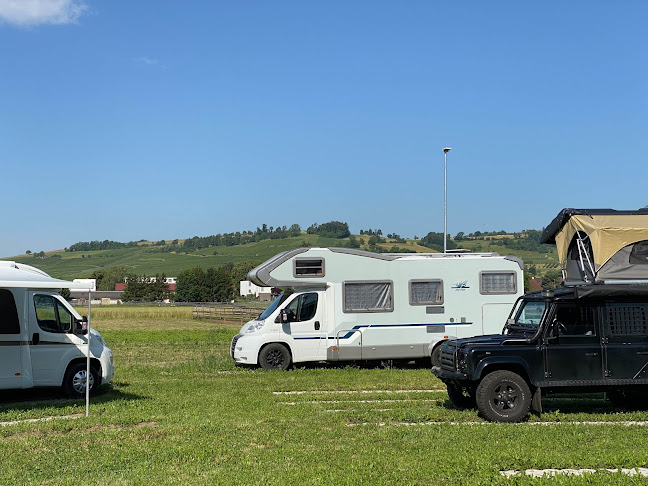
[540,208,648,284]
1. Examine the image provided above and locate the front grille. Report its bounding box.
[230,334,242,358]
[440,340,457,371]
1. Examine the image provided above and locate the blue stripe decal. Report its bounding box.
[292,322,473,340]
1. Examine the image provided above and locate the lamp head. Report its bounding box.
[443,147,452,153]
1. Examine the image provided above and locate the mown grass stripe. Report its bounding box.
[273,389,443,395]
[501,468,648,478]
[349,420,648,427]
[0,414,82,427]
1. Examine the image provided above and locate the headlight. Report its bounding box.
[245,321,266,334]
[456,348,466,371]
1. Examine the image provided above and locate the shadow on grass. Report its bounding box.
[0,384,145,414]
[293,358,432,371]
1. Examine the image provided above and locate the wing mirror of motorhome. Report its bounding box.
[74,316,88,335]
[280,309,295,324]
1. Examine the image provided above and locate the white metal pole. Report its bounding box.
[443,147,452,253]
[86,291,92,417]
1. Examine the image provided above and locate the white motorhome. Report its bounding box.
[231,247,523,369]
[0,261,114,397]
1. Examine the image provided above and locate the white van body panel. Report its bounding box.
[231,248,524,366]
[0,262,114,392]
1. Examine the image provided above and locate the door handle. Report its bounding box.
[32,333,40,345]
[585,352,599,357]
[314,321,320,330]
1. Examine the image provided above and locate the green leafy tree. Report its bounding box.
[541,270,563,290]
[419,232,457,252]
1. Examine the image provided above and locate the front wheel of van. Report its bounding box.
[63,363,99,399]
[259,343,291,371]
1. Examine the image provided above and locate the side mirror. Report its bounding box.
[74,316,88,335]
[280,309,294,324]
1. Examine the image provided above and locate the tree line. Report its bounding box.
[90,261,262,302]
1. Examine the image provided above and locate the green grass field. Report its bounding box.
[1,307,647,484]
[4,235,347,280]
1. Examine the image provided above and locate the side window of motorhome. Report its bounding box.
[34,295,74,333]
[479,271,517,295]
[294,258,325,277]
[409,280,443,305]
[343,281,393,313]
[284,293,318,321]
[604,303,648,336]
[0,289,20,334]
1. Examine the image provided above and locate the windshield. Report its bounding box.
[258,291,293,320]
[505,299,547,336]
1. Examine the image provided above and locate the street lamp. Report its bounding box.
[443,147,452,253]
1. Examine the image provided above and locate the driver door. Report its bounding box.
[29,293,81,385]
[544,303,603,382]
[280,292,325,361]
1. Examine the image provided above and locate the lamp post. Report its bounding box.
[443,147,452,253]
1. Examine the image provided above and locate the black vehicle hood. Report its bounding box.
[451,334,523,348]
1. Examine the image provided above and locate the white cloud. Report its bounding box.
[0,0,88,27]
[134,57,160,66]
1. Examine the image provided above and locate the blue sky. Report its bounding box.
[1,0,646,258]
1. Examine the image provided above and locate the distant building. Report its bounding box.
[240,281,273,301]
[115,277,176,291]
[69,291,122,306]
[529,277,543,292]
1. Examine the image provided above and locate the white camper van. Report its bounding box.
[231,247,523,370]
[0,261,114,397]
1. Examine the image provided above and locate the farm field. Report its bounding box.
[1,307,645,484]
[2,233,560,282]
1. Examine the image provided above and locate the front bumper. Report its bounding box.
[230,333,262,365]
[432,366,468,381]
[101,347,115,385]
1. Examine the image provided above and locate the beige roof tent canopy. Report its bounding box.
[540,208,648,284]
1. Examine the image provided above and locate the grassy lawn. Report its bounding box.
[1,307,648,484]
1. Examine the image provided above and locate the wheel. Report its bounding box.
[446,383,476,408]
[63,363,99,399]
[476,370,531,423]
[431,345,443,368]
[259,343,291,371]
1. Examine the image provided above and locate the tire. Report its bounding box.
[431,345,443,368]
[63,363,99,399]
[476,370,531,423]
[259,343,291,371]
[446,383,476,409]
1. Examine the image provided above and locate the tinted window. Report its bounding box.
[294,259,325,277]
[554,304,597,336]
[0,289,20,334]
[284,293,318,322]
[34,295,73,333]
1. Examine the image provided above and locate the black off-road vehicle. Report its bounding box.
[432,285,648,422]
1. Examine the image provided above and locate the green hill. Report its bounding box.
[3,232,559,281]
